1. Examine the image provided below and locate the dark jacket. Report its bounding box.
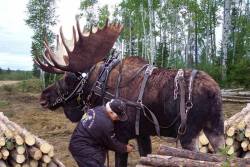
[69,106,127,164]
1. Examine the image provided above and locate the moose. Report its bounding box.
[35,20,225,167]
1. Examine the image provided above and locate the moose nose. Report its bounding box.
[40,100,48,108]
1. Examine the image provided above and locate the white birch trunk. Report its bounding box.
[222,0,232,81]
[129,17,132,56]
[148,0,156,64]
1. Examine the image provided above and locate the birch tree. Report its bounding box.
[25,0,57,88]
[221,0,232,81]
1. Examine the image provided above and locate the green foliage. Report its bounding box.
[227,57,250,88]
[218,146,235,167]
[98,5,110,27]
[25,0,57,87]
[78,0,250,88]
[17,79,43,93]
[0,70,33,81]
[0,100,9,108]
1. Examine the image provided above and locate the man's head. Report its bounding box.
[106,99,128,122]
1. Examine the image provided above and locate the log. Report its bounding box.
[9,159,21,167]
[139,154,222,167]
[1,148,9,159]
[28,147,42,160]
[0,160,8,167]
[29,159,39,167]
[48,148,55,157]
[237,120,246,130]
[199,146,208,153]
[41,163,48,167]
[225,137,234,146]
[0,136,5,147]
[241,140,249,150]
[222,95,250,100]
[221,88,244,92]
[16,145,26,154]
[226,127,236,137]
[35,137,53,154]
[222,98,250,103]
[42,155,52,164]
[0,119,13,139]
[227,145,235,155]
[21,162,30,167]
[15,135,24,146]
[52,158,66,167]
[0,112,35,146]
[11,150,26,164]
[158,145,225,162]
[157,145,250,164]
[224,104,250,129]
[222,91,250,96]
[199,133,209,146]
[48,161,58,167]
[245,128,250,138]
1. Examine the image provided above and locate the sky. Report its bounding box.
[0,0,221,71]
[0,0,120,71]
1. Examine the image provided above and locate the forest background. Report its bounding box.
[1,0,249,88]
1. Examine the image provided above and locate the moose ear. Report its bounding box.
[46,18,124,73]
[64,73,78,85]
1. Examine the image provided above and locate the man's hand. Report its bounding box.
[126,144,134,153]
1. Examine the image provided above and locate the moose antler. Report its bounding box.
[34,49,64,74]
[46,18,123,73]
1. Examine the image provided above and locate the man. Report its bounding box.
[69,99,134,167]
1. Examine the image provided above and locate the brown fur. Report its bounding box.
[40,56,224,167]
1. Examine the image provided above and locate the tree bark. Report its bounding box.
[221,0,232,81]
[139,154,223,167]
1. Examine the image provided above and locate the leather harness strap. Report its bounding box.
[88,56,199,139]
[136,65,159,136]
[175,69,198,137]
[93,58,120,104]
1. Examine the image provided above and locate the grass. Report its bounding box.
[0,100,9,108]
[16,79,43,93]
[0,70,33,81]
[0,79,43,94]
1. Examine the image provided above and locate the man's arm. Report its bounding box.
[103,129,130,153]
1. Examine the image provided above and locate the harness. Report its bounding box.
[52,74,88,107]
[55,53,198,139]
[173,69,198,140]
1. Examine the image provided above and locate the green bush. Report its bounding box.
[228,57,250,88]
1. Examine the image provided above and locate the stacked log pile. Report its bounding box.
[198,103,250,157]
[0,112,65,167]
[222,89,250,103]
[137,145,250,167]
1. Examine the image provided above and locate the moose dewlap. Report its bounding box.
[0,112,65,167]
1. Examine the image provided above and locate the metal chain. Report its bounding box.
[174,69,184,100]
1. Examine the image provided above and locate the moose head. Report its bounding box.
[35,19,123,112]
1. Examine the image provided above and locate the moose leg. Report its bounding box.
[179,121,202,151]
[136,135,152,156]
[203,114,225,152]
[115,152,128,167]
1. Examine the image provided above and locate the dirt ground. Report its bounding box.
[0,81,246,167]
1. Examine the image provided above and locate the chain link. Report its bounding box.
[174,69,184,100]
